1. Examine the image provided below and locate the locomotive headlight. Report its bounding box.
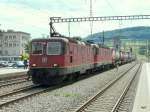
[32,64,36,67]
[53,64,58,67]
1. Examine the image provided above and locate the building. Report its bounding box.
[0,30,31,61]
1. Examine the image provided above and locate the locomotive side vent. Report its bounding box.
[42,57,48,64]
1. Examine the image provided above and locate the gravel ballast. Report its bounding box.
[0,81,33,95]
[0,62,135,112]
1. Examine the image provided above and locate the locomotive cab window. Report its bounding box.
[47,42,62,55]
[32,42,43,54]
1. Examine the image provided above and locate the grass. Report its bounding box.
[53,92,81,97]
[63,92,80,97]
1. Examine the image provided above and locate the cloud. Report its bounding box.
[0,1,89,38]
[0,0,150,38]
[0,3,50,37]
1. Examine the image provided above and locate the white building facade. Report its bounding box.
[0,30,31,61]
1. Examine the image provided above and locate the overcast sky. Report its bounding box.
[0,0,150,38]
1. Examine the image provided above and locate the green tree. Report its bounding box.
[24,40,31,54]
[20,53,29,60]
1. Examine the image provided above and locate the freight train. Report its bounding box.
[28,37,135,85]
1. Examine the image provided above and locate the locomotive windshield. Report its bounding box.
[47,42,62,55]
[32,42,43,54]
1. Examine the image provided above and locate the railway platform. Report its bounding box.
[132,63,150,112]
[0,67,28,80]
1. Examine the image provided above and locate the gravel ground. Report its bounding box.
[118,63,141,112]
[80,64,140,112]
[0,62,135,112]
[0,81,33,95]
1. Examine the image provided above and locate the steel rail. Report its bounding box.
[0,78,30,88]
[0,63,136,109]
[0,85,40,108]
[74,63,137,112]
[0,85,37,98]
[0,80,74,108]
[110,63,142,112]
[0,75,27,84]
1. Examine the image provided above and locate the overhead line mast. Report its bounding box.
[49,15,150,37]
[90,0,93,36]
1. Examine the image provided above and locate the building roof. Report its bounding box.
[2,30,30,35]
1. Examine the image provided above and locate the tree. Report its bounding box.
[20,53,29,60]
[24,40,31,54]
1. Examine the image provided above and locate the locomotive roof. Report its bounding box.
[32,37,69,43]
[32,38,114,50]
[32,37,87,45]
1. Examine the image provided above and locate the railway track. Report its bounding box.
[0,62,137,110]
[0,81,71,109]
[0,76,30,88]
[112,63,142,112]
[71,63,141,112]
[0,84,40,108]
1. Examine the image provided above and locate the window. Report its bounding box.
[9,43,12,47]
[5,43,8,47]
[93,47,97,56]
[22,36,25,40]
[13,43,16,47]
[5,50,8,55]
[32,42,43,54]
[70,56,73,63]
[100,49,102,56]
[47,42,62,55]
[13,36,16,39]
[5,36,8,40]
[66,44,69,55]
[99,49,101,55]
[9,36,12,39]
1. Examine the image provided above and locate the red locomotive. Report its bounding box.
[29,37,134,85]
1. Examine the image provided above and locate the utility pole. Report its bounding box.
[90,0,92,17]
[68,22,70,37]
[90,0,93,36]
[102,30,104,45]
[147,40,149,61]
[0,24,3,56]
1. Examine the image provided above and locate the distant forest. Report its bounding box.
[86,26,150,42]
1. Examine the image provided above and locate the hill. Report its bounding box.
[85,26,150,43]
